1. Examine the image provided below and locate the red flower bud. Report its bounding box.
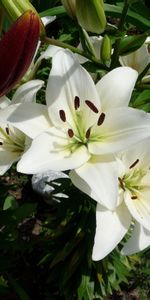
[0,10,40,96]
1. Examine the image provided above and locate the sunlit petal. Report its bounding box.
[122,222,150,255]
[92,202,131,261]
[96,67,138,110]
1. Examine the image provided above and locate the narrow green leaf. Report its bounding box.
[40,6,66,17]
[104,4,150,30]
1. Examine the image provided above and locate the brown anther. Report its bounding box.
[68,129,74,138]
[97,113,105,126]
[74,96,80,110]
[86,127,91,139]
[59,110,66,122]
[85,100,99,113]
[5,127,9,135]
[129,159,139,169]
[131,196,138,200]
[118,177,125,191]
[0,142,3,145]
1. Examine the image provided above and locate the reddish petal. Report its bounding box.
[0,10,40,96]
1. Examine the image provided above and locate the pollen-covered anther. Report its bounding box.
[5,127,9,135]
[131,195,138,200]
[85,100,99,113]
[68,128,74,138]
[74,96,80,110]
[59,110,66,122]
[86,127,91,139]
[118,177,125,191]
[97,113,105,126]
[129,159,139,169]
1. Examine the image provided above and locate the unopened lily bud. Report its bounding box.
[61,0,76,18]
[0,10,40,96]
[76,0,106,34]
[0,0,45,37]
[101,35,111,63]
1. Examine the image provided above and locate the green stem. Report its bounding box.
[110,0,129,69]
[137,62,150,83]
[43,36,109,70]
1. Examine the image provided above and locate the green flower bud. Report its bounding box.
[61,0,76,18]
[0,0,45,37]
[101,35,111,63]
[76,0,106,34]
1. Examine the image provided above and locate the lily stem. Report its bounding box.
[110,0,129,69]
[43,36,109,70]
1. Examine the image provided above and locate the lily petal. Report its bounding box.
[17,127,91,174]
[41,16,56,27]
[0,96,11,108]
[96,67,138,110]
[70,156,118,210]
[119,44,150,74]
[0,103,50,138]
[124,191,150,231]
[89,107,150,155]
[118,139,150,170]
[46,49,100,127]
[92,202,131,261]
[0,150,19,175]
[11,80,44,104]
[122,222,150,255]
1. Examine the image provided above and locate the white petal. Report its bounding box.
[41,15,56,26]
[119,44,150,74]
[122,222,150,255]
[96,67,138,110]
[0,103,50,138]
[0,96,11,109]
[124,191,150,231]
[118,139,150,170]
[46,49,100,127]
[89,107,150,155]
[0,150,19,175]
[35,45,61,69]
[70,156,118,210]
[17,127,91,174]
[142,75,150,83]
[77,36,103,63]
[92,202,131,261]
[11,80,44,104]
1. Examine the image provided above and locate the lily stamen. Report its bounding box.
[86,127,91,139]
[5,127,10,135]
[74,96,80,110]
[129,159,139,169]
[97,113,105,126]
[85,100,99,113]
[131,195,138,200]
[59,110,66,122]
[68,128,74,138]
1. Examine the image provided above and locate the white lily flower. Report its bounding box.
[0,80,44,175]
[85,139,150,260]
[1,49,150,208]
[1,49,148,208]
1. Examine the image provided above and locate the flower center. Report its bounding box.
[0,125,26,153]
[118,159,148,200]
[59,96,105,146]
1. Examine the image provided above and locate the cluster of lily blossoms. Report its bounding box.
[1,48,150,260]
